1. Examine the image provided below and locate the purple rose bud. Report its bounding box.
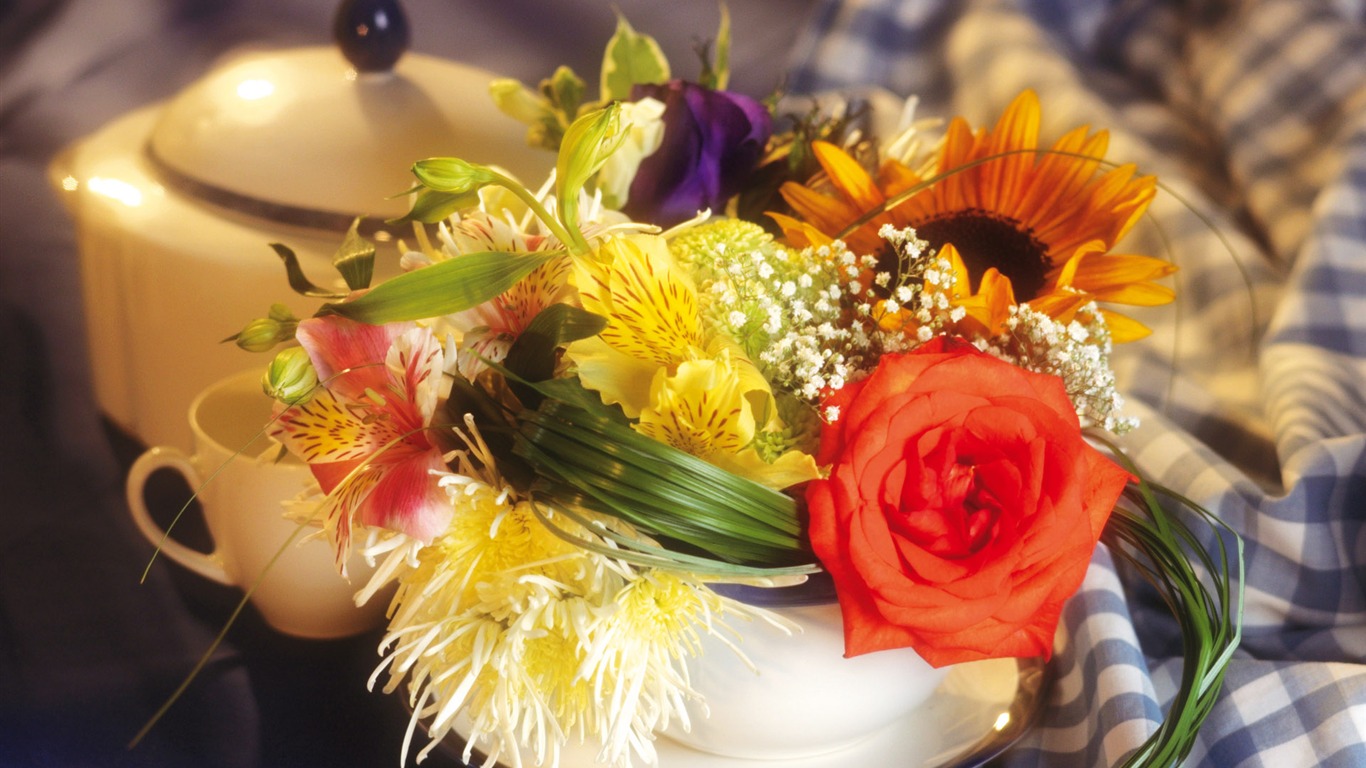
[623,80,772,226]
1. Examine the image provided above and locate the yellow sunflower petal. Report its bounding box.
[1019,127,1108,231]
[1069,252,1177,293]
[935,116,982,211]
[983,90,1041,216]
[779,181,863,238]
[768,211,836,249]
[1086,281,1176,306]
[812,140,886,210]
[1026,289,1094,323]
[936,242,973,303]
[977,268,1018,333]
[1101,308,1153,342]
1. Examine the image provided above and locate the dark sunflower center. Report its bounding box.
[913,209,1050,300]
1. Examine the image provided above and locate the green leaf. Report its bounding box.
[700,4,732,91]
[502,304,608,394]
[513,400,811,567]
[412,158,499,195]
[333,218,375,291]
[320,250,565,323]
[269,243,348,299]
[387,188,482,226]
[490,77,552,124]
[600,14,670,102]
[545,66,587,120]
[528,497,820,578]
[714,5,731,90]
[1090,432,1244,768]
[525,302,608,346]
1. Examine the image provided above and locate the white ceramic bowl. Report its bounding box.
[664,601,949,760]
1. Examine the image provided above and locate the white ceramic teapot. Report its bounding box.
[50,1,550,450]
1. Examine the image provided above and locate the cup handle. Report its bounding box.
[125,446,233,585]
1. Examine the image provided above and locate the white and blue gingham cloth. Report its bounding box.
[786,0,1366,764]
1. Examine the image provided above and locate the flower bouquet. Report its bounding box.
[153,12,1241,768]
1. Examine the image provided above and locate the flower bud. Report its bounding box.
[267,303,296,323]
[234,317,285,353]
[262,347,318,405]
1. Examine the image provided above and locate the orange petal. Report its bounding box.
[936,242,973,302]
[1100,309,1152,342]
[768,211,835,249]
[936,117,981,211]
[812,140,886,210]
[977,268,1018,333]
[780,180,862,235]
[1070,252,1178,290]
[1085,281,1176,306]
[983,90,1041,216]
[1019,127,1107,233]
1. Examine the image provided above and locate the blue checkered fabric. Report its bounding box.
[786,0,1366,765]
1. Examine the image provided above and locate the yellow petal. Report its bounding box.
[768,211,835,249]
[1071,252,1178,287]
[636,355,755,456]
[935,242,973,303]
[710,447,820,491]
[984,90,1041,216]
[575,234,703,367]
[977,268,1018,334]
[1101,308,1152,342]
[812,140,885,210]
[778,181,861,237]
[564,334,662,417]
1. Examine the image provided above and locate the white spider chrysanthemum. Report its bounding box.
[360,422,784,768]
[577,570,786,765]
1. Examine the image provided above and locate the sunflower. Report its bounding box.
[772,90,1175,341]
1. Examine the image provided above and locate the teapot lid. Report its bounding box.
[146,9,546,231]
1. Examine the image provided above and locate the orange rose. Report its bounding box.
[806,337,1131,667]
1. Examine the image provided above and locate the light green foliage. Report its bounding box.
[599,14,670,102]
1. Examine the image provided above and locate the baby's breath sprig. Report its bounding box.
[974,303,1137,434]
[673,222,958,410]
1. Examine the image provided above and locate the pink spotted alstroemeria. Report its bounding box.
[271,315,450,571]
[413,209,573,379]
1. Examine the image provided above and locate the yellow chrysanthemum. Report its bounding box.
[775,90,1176,341]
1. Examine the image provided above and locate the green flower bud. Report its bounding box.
[412,157,498,196]
[262,347,318,405]
[267,303,296,323]
[234,317,285,353]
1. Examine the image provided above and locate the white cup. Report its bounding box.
[125,369,388,639]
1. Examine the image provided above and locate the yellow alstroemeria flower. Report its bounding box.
[568,233,771,418]
[635,352,819,490]
[568,232,707,415]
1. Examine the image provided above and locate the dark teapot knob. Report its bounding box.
[334,0,411,72]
